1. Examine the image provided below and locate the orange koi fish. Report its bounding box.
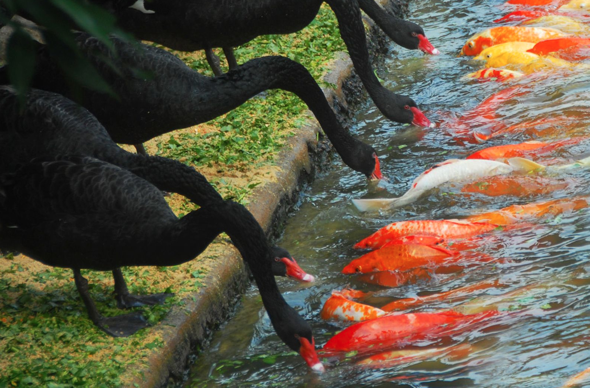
[465,197,589,225]
[343,244,452,274]
[381,279,504,311]
[322,310,500,353]
[465,68,525,82]
[495,10,553,23]
[321,290,386,322]
[462,175,574,197]
[528,37,590,60]
[563,366,590,387]
[354,220,498,250]
[358,269,432,288]
[356,343,473,369]
[460,26,569,56]
[344,245,499,274]
[380,235,445,247]
[506,0,569,6]
[466,138,588,160]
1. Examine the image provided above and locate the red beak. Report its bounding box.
[299,337,325,373]
[370,154,383,181]
[280,257,315,282]
[417,34,440,55]
[410,106,432,127]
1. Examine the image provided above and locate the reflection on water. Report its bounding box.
[186,0,590,386]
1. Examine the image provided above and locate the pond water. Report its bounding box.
[185,1,590,387]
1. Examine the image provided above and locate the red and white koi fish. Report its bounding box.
[352,159,515,212]
[322,310,500,353]
[321,290,386,322]
[465,68,525,82]
[460,26,568,56]
[467,138,588,160]
[354,220,498,250]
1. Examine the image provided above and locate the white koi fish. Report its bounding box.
[352,159,515,212]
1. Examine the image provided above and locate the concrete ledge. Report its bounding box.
[125,2,401,386]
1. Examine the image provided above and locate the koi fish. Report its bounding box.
[523,15,590,35]
[475,42,536,61]
[356,343,473,369]
[381,279,504,311]
[465,197,590,225]
[466,138,588,160]
[508,155,590,173]
[506,0,570,6]
[460,26,569,56]
[322,310,500,353]
[562,366,590,387]
[495,10,554,23]
[464,68,525,82]
[461,175,575,197]
[342,244,452,274]
[527,37,590,61]
[358,269,432,288]
[343,244,499,274]
[354,220,499,250]
[320,290,386,322]
[485,50,579,73]
[475,114,584,142]
[560,0,590,13]
[352,159,515,212]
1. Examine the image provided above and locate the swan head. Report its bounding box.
[271,246,315,282]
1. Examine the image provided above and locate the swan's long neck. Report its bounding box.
[324,0,390,106]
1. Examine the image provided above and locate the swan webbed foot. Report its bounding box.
[97,311,150,337]
[116,292,175,309]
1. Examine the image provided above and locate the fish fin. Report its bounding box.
[352,198,398,212]
[507,157,545,173]
[352,189,426,212]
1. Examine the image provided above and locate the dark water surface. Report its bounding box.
[185,1,590,386]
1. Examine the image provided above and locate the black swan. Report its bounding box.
[0,156,324,371]
[3,33,386,180]
[0,86,314,283]
[87,0,434,126]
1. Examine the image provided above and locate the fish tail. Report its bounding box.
[352,190,425,212]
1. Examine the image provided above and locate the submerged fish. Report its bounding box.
[475,114,585,142]
[462,175,576,197]
[323,310,500,353]
[460,26,569,56]
[464,68,525,81]
[321,290,386,322]
[352,159,515,212]
[523,15,590,35]
[495,10,555,23]
[465,197,590,225]
[354,220,498,250]
[562,366,590,387]
[356,343,473,369]
[381,279,504,311]
[527,37,590,60]
[466,138,588,160]
[358,269,432,288]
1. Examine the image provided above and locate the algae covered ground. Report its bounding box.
[0,5,350,387]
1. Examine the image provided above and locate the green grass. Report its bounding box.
[0,5,352,387]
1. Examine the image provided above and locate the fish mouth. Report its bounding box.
[418,34,440,55]
[410,107,433,127]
